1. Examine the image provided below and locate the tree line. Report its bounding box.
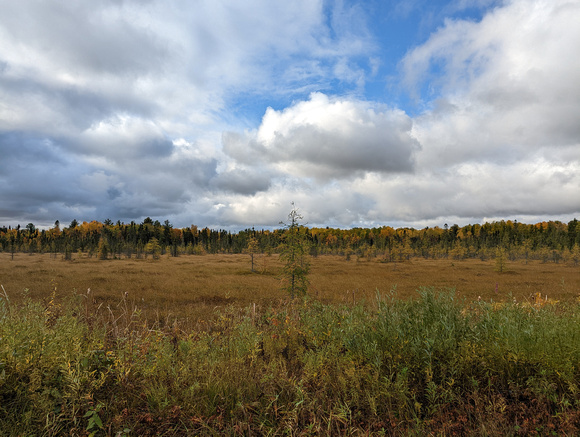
[1,217,579,264]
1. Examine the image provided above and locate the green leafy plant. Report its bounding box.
[84,402,104,435]
[2,281,580,435]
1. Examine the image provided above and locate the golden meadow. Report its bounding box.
[1,252,579,324]
[1,221,580,435]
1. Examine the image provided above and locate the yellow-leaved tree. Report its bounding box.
[145,238,161,260]
[495,247,507,273]
[246,236,260,272]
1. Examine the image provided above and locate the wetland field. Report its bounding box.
[1,252,578,324]
[2,252,580,435]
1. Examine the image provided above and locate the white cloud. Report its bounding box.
[0,0,376,139]
[215,0,580,228]
[78,116,173,161]
[224,92,420,181]
[0,0,578,229]
[402,0,580,168]
[347,159,580,223]
[208,181,378,229]
[0,0,381,226]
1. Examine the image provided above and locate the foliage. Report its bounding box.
[1,217,579,263]
[495,246,507,272]
[97,237,109,260]
[279,204,310,298]
[3,286,580,435]
[246,236,260,272]
[144,237,161,260]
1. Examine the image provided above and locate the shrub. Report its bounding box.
[2,287,580,435]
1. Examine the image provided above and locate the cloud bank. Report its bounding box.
[0,0,578,229]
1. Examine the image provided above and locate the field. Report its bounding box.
[1,252,578,324]
[2,252,580,435]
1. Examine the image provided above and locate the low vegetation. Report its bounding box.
[2,286,580,435]
[1,253,579,325]
[1,211,579,434]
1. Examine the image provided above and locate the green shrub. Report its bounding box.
[2,288,580,435]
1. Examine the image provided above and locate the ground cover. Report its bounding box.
[1,253,579,435]
[2,287,580,435]
[0,253,578,326]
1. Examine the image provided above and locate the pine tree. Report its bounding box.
[279,204,310,299]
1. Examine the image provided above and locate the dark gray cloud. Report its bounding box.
[211,168,271,195]
[0,130,219,226]
[0,132,96,224]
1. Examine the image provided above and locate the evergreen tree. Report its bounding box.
[279,204,310,299]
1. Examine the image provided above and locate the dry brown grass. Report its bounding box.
[1,252,579,324]
[311,255,580,305]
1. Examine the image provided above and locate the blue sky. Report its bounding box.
[0,0,579,229]
[228,1,496,123]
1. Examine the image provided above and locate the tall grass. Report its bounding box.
[2,287,580,435]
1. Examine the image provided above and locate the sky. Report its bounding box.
[1,0,579,230]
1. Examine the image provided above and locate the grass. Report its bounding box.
[1,252,578,327]
[2,287,580,435]
[1,252,580,435]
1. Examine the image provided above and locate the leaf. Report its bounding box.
[93,414,103,428]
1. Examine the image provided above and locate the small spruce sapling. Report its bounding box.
[279,203,310,299]
[145,237,162,260]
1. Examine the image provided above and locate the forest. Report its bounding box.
[1,217,579,263]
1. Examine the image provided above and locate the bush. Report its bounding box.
[2,288,580,435]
